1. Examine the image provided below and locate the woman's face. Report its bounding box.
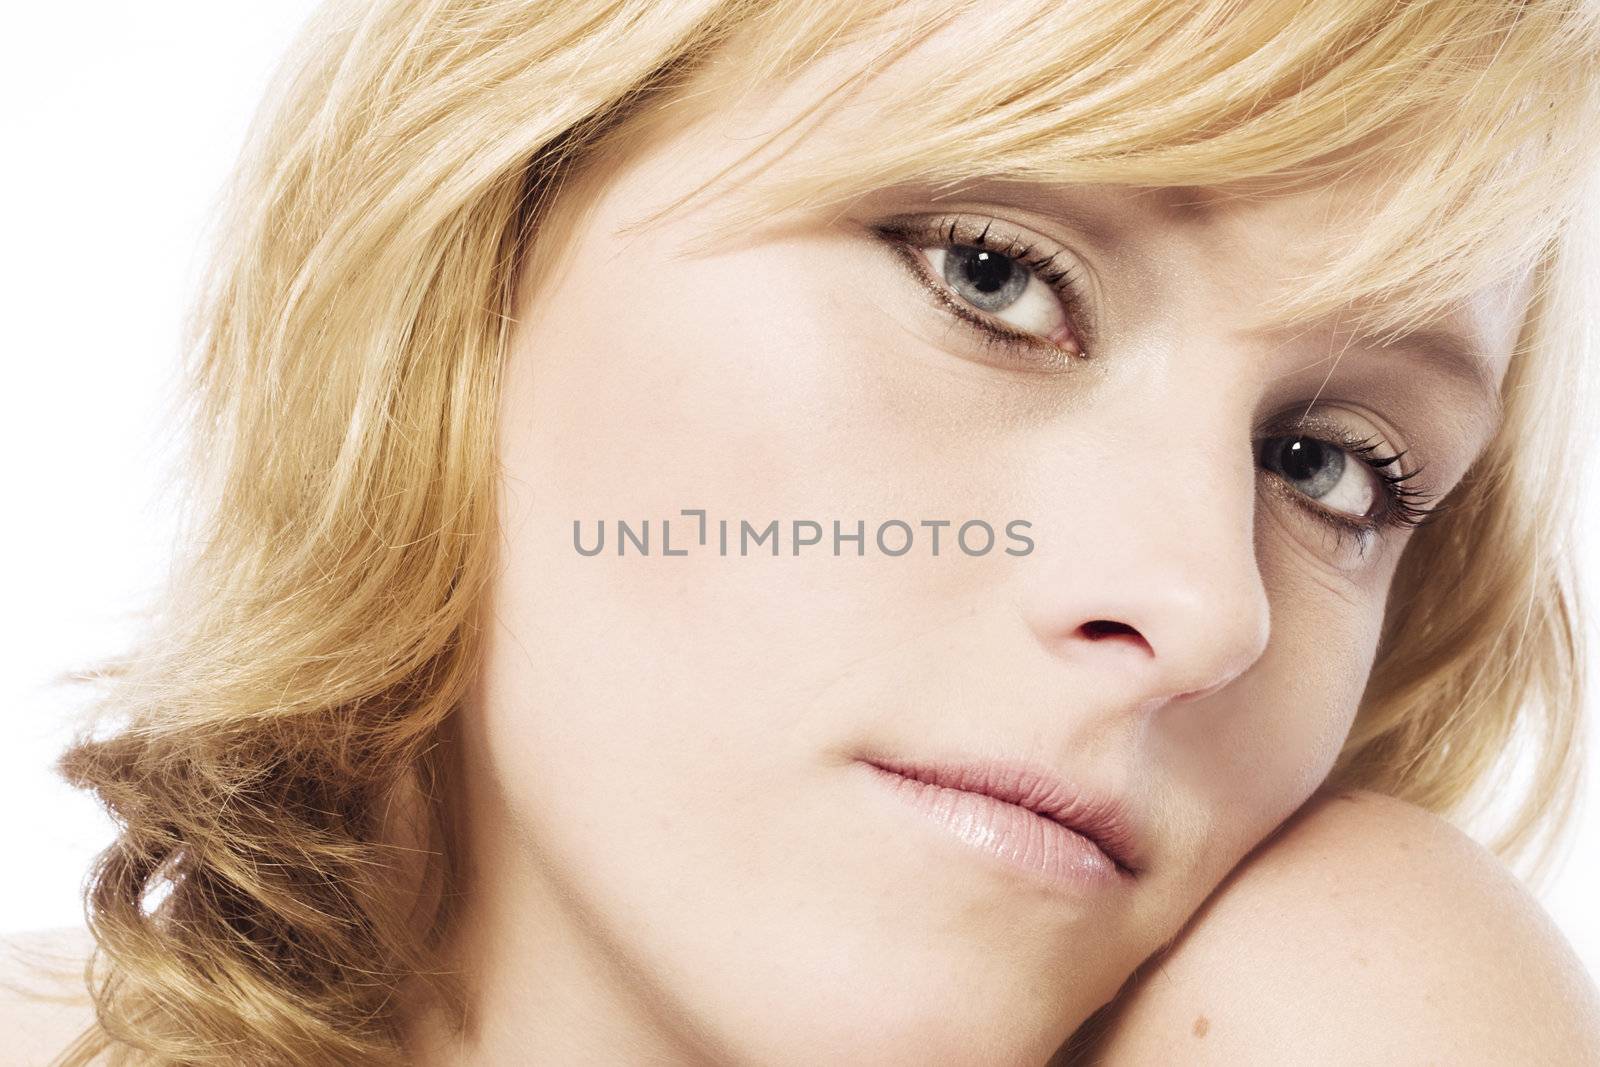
[458,38,1530,1067]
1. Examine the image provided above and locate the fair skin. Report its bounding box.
[1080,789,1600,1064]
[7,19,1600,1067]
[7,794,1598,1065]
[403,33,1579,1067]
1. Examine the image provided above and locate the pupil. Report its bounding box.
[1282,437,1324,480]
[959,248,1014,293]
[942,244,1030,312]
[1264,434,1352,508]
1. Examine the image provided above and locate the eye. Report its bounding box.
[921,242,1076,347]
[872,214,1094,366]
[1257,414,1442,555]
[1260,436,1377,515]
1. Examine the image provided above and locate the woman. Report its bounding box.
[8,0,1600,1063]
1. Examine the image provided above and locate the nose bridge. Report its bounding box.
[1019,375,1271,707]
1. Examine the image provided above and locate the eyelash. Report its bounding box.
[873,214,1095,368]
[869,213,1445,550]
[1261,421,1442,556]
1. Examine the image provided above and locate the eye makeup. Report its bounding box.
[863,209,1447,555]
[871,213,1096,372]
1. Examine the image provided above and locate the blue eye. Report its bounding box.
[871,211,1445,556]
[873,214,1092,365]
[1257,425,1440,553]
[1263,436,1372,514]
[937,244,1031,312]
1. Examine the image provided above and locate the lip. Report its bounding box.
[857,754,1142,886]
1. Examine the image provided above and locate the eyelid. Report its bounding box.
[1260,409,1442,541]
[1269,409,1423,489]
[864,211,1446,558]
[871,212,1098,357]
[879,243,1073,374]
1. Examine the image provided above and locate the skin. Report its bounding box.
[1077,789,1600,1064]
[7,14,1595,1067]
[396,27,1566,1067]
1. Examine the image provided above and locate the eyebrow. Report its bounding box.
[1146,184,1226,223]
[1328,324,1505,424]
[1082,187,1508,419]
[910,177,1509,418]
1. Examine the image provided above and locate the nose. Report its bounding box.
[1017,400,1272,711]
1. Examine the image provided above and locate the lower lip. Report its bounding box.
[859,761,1126,893]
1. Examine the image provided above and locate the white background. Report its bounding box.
[3,3,1597,987]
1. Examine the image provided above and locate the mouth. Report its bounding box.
[859,754,1142,882]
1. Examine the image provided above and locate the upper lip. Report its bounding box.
[861,753,1143,877]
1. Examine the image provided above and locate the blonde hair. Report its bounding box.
[54,0,1600,1063]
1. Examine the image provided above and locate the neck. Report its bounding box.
[398,804,724,1066]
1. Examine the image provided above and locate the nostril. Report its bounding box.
[1081,619,1140,641]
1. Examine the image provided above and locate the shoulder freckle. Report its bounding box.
[1082,789,1600,1066]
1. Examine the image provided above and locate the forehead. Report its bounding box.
[834,170,1527,417]
[1126,180,1532,388]
[635,45,1530,401]
[688,10,1541,378]
[627,0,1567,374]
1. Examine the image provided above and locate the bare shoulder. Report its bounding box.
[1085,789,1600,1066]
[0,927,102,1067]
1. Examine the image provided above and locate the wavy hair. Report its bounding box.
[53,0,1600,1063]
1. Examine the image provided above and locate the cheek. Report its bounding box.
[475,192,1414,998]
[1155,510,1396,880]
[468,217,1140,1030]
[483,223,929,837]
[487,220,1035,781]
